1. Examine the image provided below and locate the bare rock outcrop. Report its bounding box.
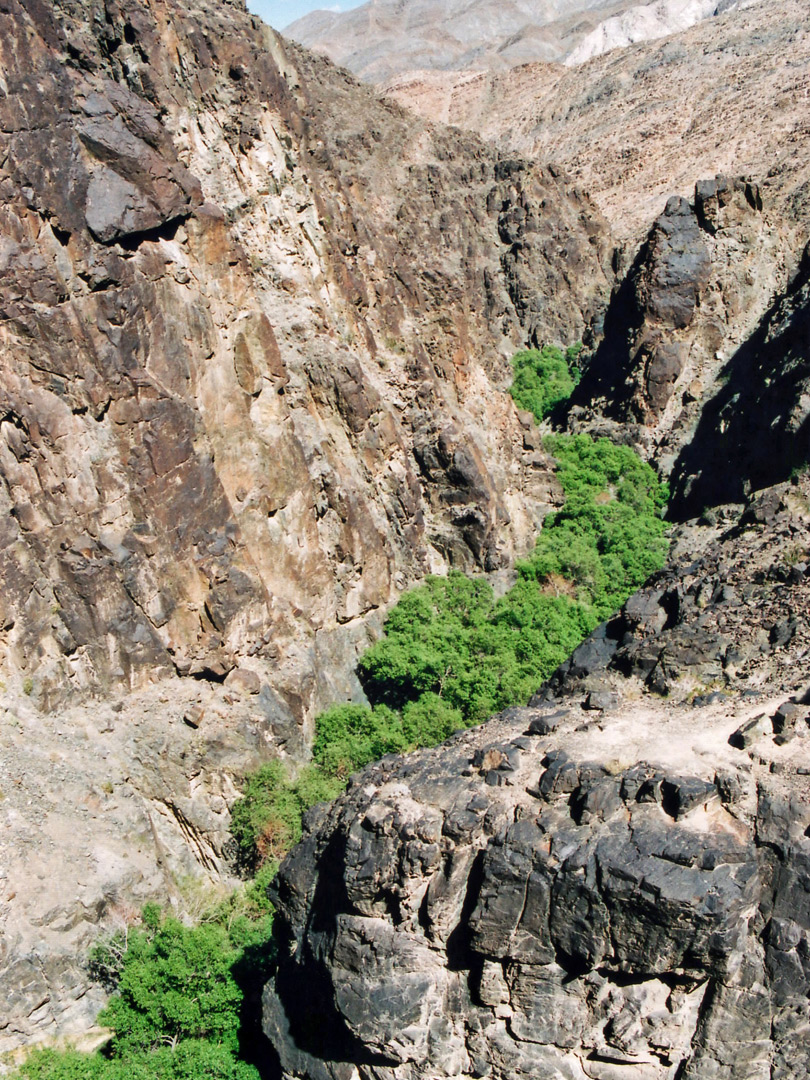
[565,175,786,476]
[263,478,810,1079]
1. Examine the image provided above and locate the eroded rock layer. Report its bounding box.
[0,0,611,720]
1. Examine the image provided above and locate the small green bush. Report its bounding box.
[16,1042,258,1080]
[16,892,276,1080]
[509,343,582,420]
[400,693,465,746]
[312,703,409,777]
[229,761,344,869]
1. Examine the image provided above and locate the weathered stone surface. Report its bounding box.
[383,1,810,254]
[671,242,810,515]
[0,0,612,722]
[264,688,810,1079]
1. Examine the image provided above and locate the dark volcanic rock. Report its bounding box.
[264,698,810,1079]
[570,191,712,424]
[671,242,810,516]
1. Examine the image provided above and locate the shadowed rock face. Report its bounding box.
[264,476,810,1080]
[670,242,810,515]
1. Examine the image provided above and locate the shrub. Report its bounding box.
[229,761,345,869]
[96,911,245,1055]
[401,693,466,746]
[16,896,276,1080]
[15,1042,258,1080]
[509,343,582,420]
[519,434,669,618]
[312,703,409,777]
[357,572,496,712]
[229,762,301,868]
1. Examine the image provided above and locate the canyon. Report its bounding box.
[0,0,808,1077]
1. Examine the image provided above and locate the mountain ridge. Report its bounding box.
[286,0,761,82]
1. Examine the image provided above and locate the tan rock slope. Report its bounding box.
[287,0,746,83]
[383,0,808,246]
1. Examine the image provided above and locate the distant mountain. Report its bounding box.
[285,0,750,81]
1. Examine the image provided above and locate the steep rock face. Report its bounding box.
[565,176,787,478]
[263,478,810,1079]
[0,0,615,1052]
[670,241,810,514]
[0,0,611,716]
[383,0,810,483]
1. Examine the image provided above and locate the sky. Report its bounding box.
[247,0,366,31]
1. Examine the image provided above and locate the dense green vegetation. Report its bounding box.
[229,761,344,870]
[13,343,668,1080]
[509,343,582,420]
[519,434,669,619]
[16,884,276,1080]
[357,433,667,721]
[357,570,593,725]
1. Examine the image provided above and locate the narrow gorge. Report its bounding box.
[0,0,808,1078]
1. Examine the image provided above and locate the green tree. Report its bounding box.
[509,343,582,420]
[96,907,244,1055]
[312,703,409,778]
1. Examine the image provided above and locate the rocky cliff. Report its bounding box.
[4,0,810,1067]
[264,475,810,1080]
[383,0,810,484]
[0,0,611,719]
[0,0,613,1054]
[259,7,810,1066]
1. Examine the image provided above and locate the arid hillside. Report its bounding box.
[287,0,757,83]
[383,0,808,247]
